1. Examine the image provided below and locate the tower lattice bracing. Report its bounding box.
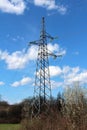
[33,18,51,116]
[29,17,62,117]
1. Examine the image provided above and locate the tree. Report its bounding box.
[56,92,64,112]
[63,82,87,129]
[8,104,22,123]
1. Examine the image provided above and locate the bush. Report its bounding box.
[63,83,87,129]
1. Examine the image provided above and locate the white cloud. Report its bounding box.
[0,0,67,15]
[28,46,38,60]
[48,65,87,88]
[48,43,59,52]
[48,43,66,56]
[49,66,62,77]
[62,66,87,87]
[33,0,67,14]
[0,0,26,15]
[57,4,67,15]
[0,81,5,86]
[35,65,87,89]
[0,46,38,69]
[11,77,32,87]
[65,71,87,85]
[63,66,80,77]
[0,50,27,69]
[0,43,65,70]
[34,0,57,9]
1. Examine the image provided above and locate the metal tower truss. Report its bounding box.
[29,17,62,117]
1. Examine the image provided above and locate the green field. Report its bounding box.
[0,124,20,130]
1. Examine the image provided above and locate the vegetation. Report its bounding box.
[21,83,87,130]
[0,124,20,130]
[63,83,87,130]
[0,102,23,123]
[0,83,87,130]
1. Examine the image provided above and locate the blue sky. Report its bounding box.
[0,0,87,104]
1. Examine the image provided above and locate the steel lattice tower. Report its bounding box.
[29,17,62,117]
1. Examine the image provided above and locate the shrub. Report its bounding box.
[63,82,87,129]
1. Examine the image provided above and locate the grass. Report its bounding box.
[0,124,20,130]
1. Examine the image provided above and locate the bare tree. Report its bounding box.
[63,82,87,129]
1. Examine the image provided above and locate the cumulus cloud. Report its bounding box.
[0,46,38,69]
[0,0,67,15]
[49,66,62,77]
[0,43,65,70]
[48,43,59,52]
[48,43,66,56]
[64,69,87,85]
[36,65,86,89]
[48,65,87,88]
[11,77,32,87]
[0,81,5,86]
[0,0,26,15]
[33,0,67,14]
[34,0,57,9]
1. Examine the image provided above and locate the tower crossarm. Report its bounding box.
[47,48,63,59]
[29,40,40,46]
[47,52,62,59]
[46,32,58,42]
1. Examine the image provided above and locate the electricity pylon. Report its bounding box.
[29,17,62,117]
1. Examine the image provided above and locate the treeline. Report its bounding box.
[0,83,87,130]
[0,101,22,123]
[0,93,64,124]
